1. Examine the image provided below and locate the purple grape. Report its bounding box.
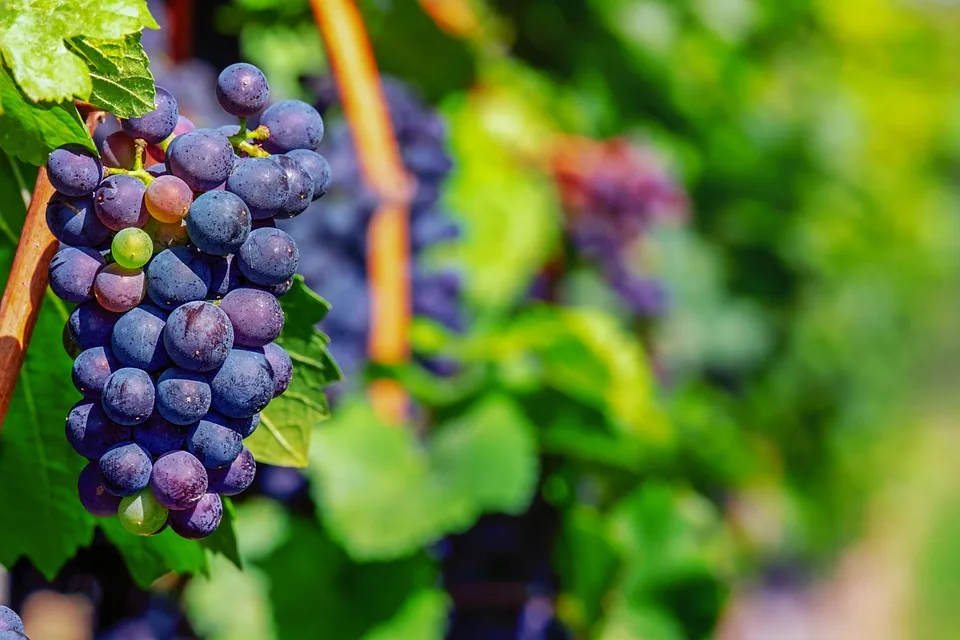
[145,162,167,178]
[166,129,234,191]
[49,246,104,303]
[98,442,153,497]
[187,417,243,468]
[286,149,330,200]
[209,347,275,419]
[219,288,284,347]
[261,100,324,153]
[133,412,187,455]
[94,264,147,313]
[206,254,240,299]
[72,346,120,397]
[207,446,256,496]
[67,301,121,350]
[169,492,222,539]
[122,86,179,144]
[101,367,155,426]
[216,63,270,117]
[263,342,292,397]
[186,190,251,255]
[45,194,111,247]
[146,246,212,310]
[47,143,103,197]
[78,462,122,516]
[101,131,137,169]
[242,276,293,298]
[163,301,234,372]
[110,304,170,371]
[156,367,211,425]
[150,450,208,510]
[226,157,290,219]
[63,323,82,359]
[0,606,25,634]
[94,174,148,231]
[237,227,299,286]
[66,400,129,460]
[272,155,313,218]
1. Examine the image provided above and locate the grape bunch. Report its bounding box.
[47,63,331,539]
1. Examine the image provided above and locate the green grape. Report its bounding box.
[111,227,153,269]
[118,489,169,536]
[144,217,189,253]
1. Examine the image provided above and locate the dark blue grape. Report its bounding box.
[202,409,259,439]
[209,347,274,419]
[94,174,148,231]
[133,413,186,456]
[263,342,292,397]
[216,63,270,117]
[261,100,324,153]
[186,190,251,255]
[47,143,103,197]
[145,163,167,177]
[226,157,289,219]
[101,367,155,426]
[286,149,330,200]
[78,462,122,517]
[49,246,104,303]
[122,86,179,144]
[206,254,240,299]
[156,367,211,425]
[110,304,170,371]
[67,301,121,350]
[101,131,137,169]
[63,323,82,358]
[98,442,153,497]
[0,606,25,634]
[207,446,256,496]
[169,492,222,539]
[150,450,208,510]
[163,301,234,372]
[273,155,313,218]
[217,124,241,137]
[237,227,299,286]
[72,346,120,397]
[147,246,212,310]
[46,194,111,247]
[219,288,284,347]
[66,400,129,460]
[241,276,293,298]
[187,417,242,468]
[411,210,460,251]
[166,128,234,191]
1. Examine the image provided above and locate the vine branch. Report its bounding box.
[310,0,413,424]
[0,108,105,431]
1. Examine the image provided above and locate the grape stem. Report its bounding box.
[0,107,105,431]
[311,0,414,424]
[104,166,155,185]
[227,122,271,158]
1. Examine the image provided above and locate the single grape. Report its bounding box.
[101,131,137,169]
[224,411,260,438]
[118,489,169,536]
[163,301,234,372]
[78,462,122,517]
[217,124,241,137]
[99,442,153,497]
[0,606,25,634]
[216,63,270,117]
[110,304,170,371]
[66,400,129,460]
[273,155,313,218]
[122,86,179,144]
[207,446,256,496]
[150,450,208,510]
[156,367,211,425]
[146,246,211,310]
[47,143,103,197]
[237,227,299,286]
[143,217,189,252]
[219,288,284,347]
[168,492,222,539]
[206,254,240,299]
[46,194,111,247]
[146,115,196,163]
[187,417,242,468]
[95,174,148,231]
[145,174,193,223]
[133,412,187,456]
[72,345,120,397]
[261,100,324,153]
[111,227,153,269]
[185,190,251,255]
[286,149,331,200]
[209,347,274,419]
[101,367,155,426]
[226,157,290,219]
[63,323,82,358]
[49,246,105,303]
[166,129,234,191]
[68,301,121,350]
[243,276,294,298]
[411,211,460,251]
[145,162,167,177]
[264,342,293,397]
[94,263,146,313]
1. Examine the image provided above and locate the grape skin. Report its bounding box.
[47,143,103,197]
[273,155,313,218]
[49,246,105,303]
[0,606,25,634]
[186,190,251,256]
[66,400,129,460]
[143,217,188,252]
[147,246,212,310]
[216,63,270,117]
[225,157,289,219]
[68,302,121,350]
[209,410,259,439]
[187,417,242,468]
[286,149,331,200]
[156,367,212,425]
[264,342,293,397]
[145,174,193,223]
[219,288,284,347]
[122,86,179,144]
[168,492,222,539]
[46,194,111,247]
[72,345,120,397]
[207,446,256,496]
[237,227,299,286]
[78,462,122,517]
[101,131,137,169]
[111,227,153,269]
[110,304,170,371]
[166,129,234,191]
[95,174,149,231]
[208,347,275,419]
[206,254,240,299]
[163,301,234,372]
[133,413,187,456]
[118,489,169,536]
[150,450,208,510]
[146,115,196,163]
[94,263,147,313]
[261,99,324,153]
[99,442,153,497]
[101,367,155,426]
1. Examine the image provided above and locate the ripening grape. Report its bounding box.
[101,368,155,426]
[150,450,208,510]
[110,304,170,371]
[143,217,189,252]
[72,346,120,397]
[219,288,284,347]
[66,400,129,460]
[47,143,103,197]
[168,492,222,539]
[166,128,234,191]
[163,301,234,372]
[111,227,153,269]
[273,155,313,218]
[264,342,293,397]
[156,367,212,425]
[209,347,275,419]
[186,190,251,255]
[99,442,153,496]
[237,227,299,286]
[261,99,324,153]
[95,174,148,231]
[78,462,122,517]
[49,246,105,303]
[216,63,270,117]
[145,174,193,223]
[226,157,290,219]
[94,263,146,313]
[187,417,243,468]
[118,489,169,536]
[133,413,187,456]
[67,301,121,351]
[122,86,179,144]
[286,148,331,200]
[46,194,111,247]
[207,446,256,496]
[147,246,212,310]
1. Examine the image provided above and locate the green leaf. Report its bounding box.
[0,0,158,103]
[201,497,242,570]
[0,66,93,165]
[248,277,340,467]
[184,553,277,640]
[67,33,155,117]
[554,506,621,631]
[100,518,209,588]
[360,589,449,640]
[308,394,538,561]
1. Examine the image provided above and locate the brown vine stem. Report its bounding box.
[310,0,413,425]
[0,108,105,431]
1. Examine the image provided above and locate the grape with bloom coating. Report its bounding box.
[216,63,270,117]
[166,128,234,191]
[261,99,324,153]
[145,174,193,223]
[133,413,186,456]
[169,492,222,539]
[110,304,169,371]
[237,227,299,286]
[49,246,104,303]
[0,606,25,634]
[207,254,239,299]
[187,417,242,468]
[67,301,120,350]
[122,86,179,143]
[47,143,103,196]
[186,191,251,255]
[207,446,256,496]
[163,301,234,372]
[46,194,111,247]
[94,263,146,313]
[72,346,120,397]
[219,288,284,347]
[147,115,195,163]
[99,442,153,497]
[264,342,293,397]
[156,367,211,425]
[111,227,153,269]
[147,246,211,310]
[286,148,331,200]
[118,489,169,536]
[95,174,148,231]
[66,400,129,460]
[101,368,155,426]
[150,450,208,510]
[226,157,289,219]
[78,462,122,517]
[273,155,313,218]
[209,347,275,419]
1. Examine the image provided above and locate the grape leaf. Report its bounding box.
[360,589,449,640]
[67,33,155,117]
[0,0,158,104]
[248,277,340,467]
[100,519,209,588]
[308,394,538,561]
[201,497,242,570]
[0,66,93,165]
